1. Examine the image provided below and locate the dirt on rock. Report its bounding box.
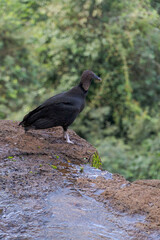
[0,120,160,239]
[0,120,96,199]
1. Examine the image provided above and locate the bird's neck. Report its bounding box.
[79,82,89,94]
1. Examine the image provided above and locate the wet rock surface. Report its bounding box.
[0,120,160,239]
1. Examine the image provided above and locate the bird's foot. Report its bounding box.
[63,131,74,144]
[66,139,74,144]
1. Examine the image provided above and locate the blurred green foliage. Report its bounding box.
[0,0,160,180]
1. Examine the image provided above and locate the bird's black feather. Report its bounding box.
[19,70,101,141]
[19,86,85,130]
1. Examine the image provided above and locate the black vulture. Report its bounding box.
[19,70,101,144]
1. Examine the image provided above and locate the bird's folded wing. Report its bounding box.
[19,99,77,127]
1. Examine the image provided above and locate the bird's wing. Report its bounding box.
[19,94,79,127]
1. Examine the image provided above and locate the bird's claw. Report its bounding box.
[66,139,74,144]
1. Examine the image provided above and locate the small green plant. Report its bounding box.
[8,156,16,161]
[91,152,102,169]
[80,167,84,173]
[51,165,57,169]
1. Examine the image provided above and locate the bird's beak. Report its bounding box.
[94,74,102,81]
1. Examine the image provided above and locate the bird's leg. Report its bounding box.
[63,130,74,144]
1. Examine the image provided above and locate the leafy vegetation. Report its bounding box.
[1,0,160,180]
[91,152,102,169]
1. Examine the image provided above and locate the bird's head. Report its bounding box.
[80,70,102,91]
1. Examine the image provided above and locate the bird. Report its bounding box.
[19,70,101,144]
